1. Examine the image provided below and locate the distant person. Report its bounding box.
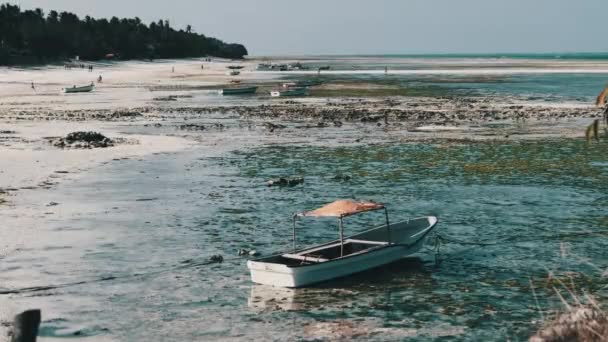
[385,66,388,74]
[31,82,35,90]
[172,66,175,73]
[97,75,103,83]
[201,64,204,70]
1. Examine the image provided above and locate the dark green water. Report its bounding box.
[3,133,607,341]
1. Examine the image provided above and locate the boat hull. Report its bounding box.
[219,86,258,95]
[247,216,437,288]
[270,88,307,97]
[63,85,94,93]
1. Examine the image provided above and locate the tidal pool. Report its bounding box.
[2,136,607,341]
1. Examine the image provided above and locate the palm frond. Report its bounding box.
[596,86,608,107]
[586,123,594,142]
[586,119,600,142]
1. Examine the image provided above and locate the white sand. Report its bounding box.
[0,58,266,111]
[1,121,192,192]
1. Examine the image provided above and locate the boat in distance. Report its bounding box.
[219,86,258,95]
[247,200,438,288]
[62,83,95,93]
[270,87,307,97]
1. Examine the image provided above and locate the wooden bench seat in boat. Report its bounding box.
[281,253,329,263]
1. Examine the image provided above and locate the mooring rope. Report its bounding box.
[429,230,608,266]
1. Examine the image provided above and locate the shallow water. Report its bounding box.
[2,129,608,341]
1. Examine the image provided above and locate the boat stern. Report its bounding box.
[247,260,298,288]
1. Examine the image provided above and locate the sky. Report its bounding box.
[7,0,606,56]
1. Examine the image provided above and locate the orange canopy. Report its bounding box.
[299,200,384,218]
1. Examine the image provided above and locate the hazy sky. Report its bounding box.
[7,0,605,56]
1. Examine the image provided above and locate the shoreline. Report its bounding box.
[1,57,603,204]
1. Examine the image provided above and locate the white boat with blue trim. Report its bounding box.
[247,200,438,288]
[270,87,307,97]
[62,83,94,94]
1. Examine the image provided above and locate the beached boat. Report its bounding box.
[226,70,241,76]
[282,80,321,88]
[318,66,331,71]
[256,63,272,70]
[247,200,438,287]
[62,83,94,94]
[227,65,245,70]
[270,87,307,97]
[219,86,258,95]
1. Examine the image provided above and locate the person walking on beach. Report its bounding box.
[385,66,388,74]
[172,66,175,73]
[97,75,103,83]
[31,82,35,91]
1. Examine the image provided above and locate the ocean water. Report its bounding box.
[2,122,608,340]
[275,54,608,103]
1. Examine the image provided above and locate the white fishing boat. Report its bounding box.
[219,86,258,95]
[62,83,94,94]
[270,87,307,97]
[256,63,272,70]
[247,200,438,288]
[281,80,321,88]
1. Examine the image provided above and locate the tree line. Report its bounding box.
[0,3,248,65]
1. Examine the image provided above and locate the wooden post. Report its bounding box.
[11,309,40,342]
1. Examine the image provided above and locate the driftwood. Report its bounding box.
[11,309,40,342]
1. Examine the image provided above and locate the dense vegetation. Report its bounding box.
[0,3,248,65]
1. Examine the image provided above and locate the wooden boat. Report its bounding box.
[62,83,94,93]
[247,200,438,287]
[282,80,321,88]
[270,87,307,97]
[227,65,245,70]
[219,86,258,95]
[318,66,331,71]
[226,70,241,76]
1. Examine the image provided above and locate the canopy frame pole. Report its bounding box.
[384,207,392,244]
[292,214,298,253]
[339,216,345,257]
